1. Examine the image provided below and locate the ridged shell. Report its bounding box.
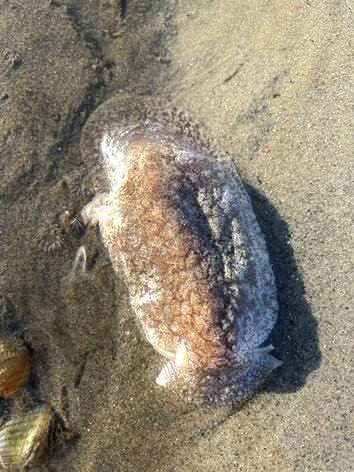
[0,340,31,398]
[0,404,53,470]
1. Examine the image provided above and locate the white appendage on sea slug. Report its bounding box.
[156,343,190,386]
[80,192,120,231]
[67,245,88,282]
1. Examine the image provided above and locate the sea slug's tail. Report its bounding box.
[178,348,282,406]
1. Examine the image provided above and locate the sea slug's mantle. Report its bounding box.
[80,95,280,405]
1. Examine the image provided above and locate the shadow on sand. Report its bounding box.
[245,183,321,394]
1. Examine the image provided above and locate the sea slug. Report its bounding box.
[79,95,281,405]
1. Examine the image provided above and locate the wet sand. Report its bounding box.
[0,1,352,471]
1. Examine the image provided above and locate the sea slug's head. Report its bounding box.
[100,125,170,193]
[100,128,136,192]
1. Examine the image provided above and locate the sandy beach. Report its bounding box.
[0,1,352,471]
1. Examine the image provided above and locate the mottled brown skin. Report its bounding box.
[115,139,231,372]
[80,95,280,404]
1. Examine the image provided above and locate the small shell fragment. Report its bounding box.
[0,340,31,398]
[0,404,53,470]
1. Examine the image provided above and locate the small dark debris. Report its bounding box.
[61,385,70,420]
[120,0,128,19]
[156,56,171,65]
[84,34,102,54]
[66,4,80,30]
[223,64,243,83]
[50,111,61,123]
[74,352,89,388]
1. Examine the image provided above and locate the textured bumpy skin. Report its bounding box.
[80,95,280,405]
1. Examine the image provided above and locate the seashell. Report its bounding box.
[0,404,53,470]
[0,339,31,398]
[79,95,281,405]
